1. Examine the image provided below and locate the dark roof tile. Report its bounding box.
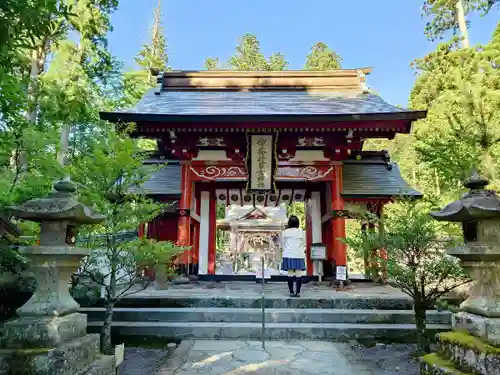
[342,162,422,198]
[128,164,182,196]
[110,89,411,117]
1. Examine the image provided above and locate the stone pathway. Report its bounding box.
[156,340,374,375]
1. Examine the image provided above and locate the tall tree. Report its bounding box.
[410,23,500,192]
[422,0,498,41]
[305,42,342,70]
[346,200,468,354]
[205,34,288,71]
[123,0,169,105]
[0,0,119,204]
[71,128,184,354]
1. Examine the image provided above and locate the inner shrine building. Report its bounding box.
[100,69,425,280]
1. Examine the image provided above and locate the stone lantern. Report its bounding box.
[0,179,115,375]
[421,172,500,375]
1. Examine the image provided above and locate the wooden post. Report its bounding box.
[138,223,145,238]
[207,188,217,274]
[378,205,388,282]
[191,188,201,273]
[177,163,192,274]
[305,198,314,276]
[331,165,347,268]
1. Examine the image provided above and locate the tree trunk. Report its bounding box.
[414,301,431,354]
[57,124,69,167]
[456,0,470,48]
[101,259,117,355]
[100,300,114,355]
[10,48,42,172]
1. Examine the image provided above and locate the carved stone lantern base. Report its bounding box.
[421,173,500,374]
[16,245,89,317]
[0,333,115,375]
[1,313,87,349]
[0,179,115,375]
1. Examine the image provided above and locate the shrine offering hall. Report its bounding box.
[100,69,425,280]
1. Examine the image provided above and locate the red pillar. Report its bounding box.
[331,164,347,267]
[305,200,313,276]
[191,188,201,271]
[177,163,192,269]
[138,223,145,238]
[207,188,217,274]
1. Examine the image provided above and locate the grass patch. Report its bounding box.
[421,353,470,375]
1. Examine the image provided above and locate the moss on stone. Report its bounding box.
[438,331,500,355]
[421,353,471,374]
[13,347,51,354]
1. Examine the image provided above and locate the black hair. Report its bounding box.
[288,215,300,229]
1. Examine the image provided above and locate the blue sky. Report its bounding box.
[108,0,499,107]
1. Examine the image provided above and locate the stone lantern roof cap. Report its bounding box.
[430,172,500,222]
[8,179,105,224]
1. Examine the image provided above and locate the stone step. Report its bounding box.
[420,353,469,375]
[78,354,115,375]
[86,321,450,342]
[436,331,500,375]
[80,307,450,325]
[107,295,413,310]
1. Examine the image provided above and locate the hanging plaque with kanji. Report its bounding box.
[247,134,276,193]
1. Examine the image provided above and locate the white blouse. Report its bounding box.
[280,228,306,259]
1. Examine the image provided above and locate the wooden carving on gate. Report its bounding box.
[190,165,247,180]
[277,166,333,181]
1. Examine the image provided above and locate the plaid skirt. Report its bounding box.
[281,257,306,271]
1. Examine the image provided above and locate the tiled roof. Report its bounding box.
[128,164,182,196]
[102,89,423,121]
[342,161,422,198]
[100,70,426,123]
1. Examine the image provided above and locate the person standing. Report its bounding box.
[280,215,306,297]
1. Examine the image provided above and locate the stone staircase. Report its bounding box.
[81,295,451,342]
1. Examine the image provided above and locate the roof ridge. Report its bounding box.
[158,69,372,93]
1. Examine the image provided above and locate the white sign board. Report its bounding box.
[249,134,274,191]
[336,266,347,281]
[115,343,125,367]
[310,244,326,260]
[256,268,271,279]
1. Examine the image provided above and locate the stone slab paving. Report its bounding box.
[156,340,375,375]
[128,281,409,300]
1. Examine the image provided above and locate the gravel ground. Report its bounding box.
[119,347,170,375]
[346,343,420,375]
[119,342,420,375]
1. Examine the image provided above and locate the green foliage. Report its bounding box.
[204,57,221,70]
[205,34,288,71]
[410,24,500,192]
[344,199,468,353]
[71,128,184,353]
[422,0,498,41]
[122,2,169,105]
[131,237,185,268]
[287,203,305,229]
[0,0,120,216]
[305,42,342,70]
